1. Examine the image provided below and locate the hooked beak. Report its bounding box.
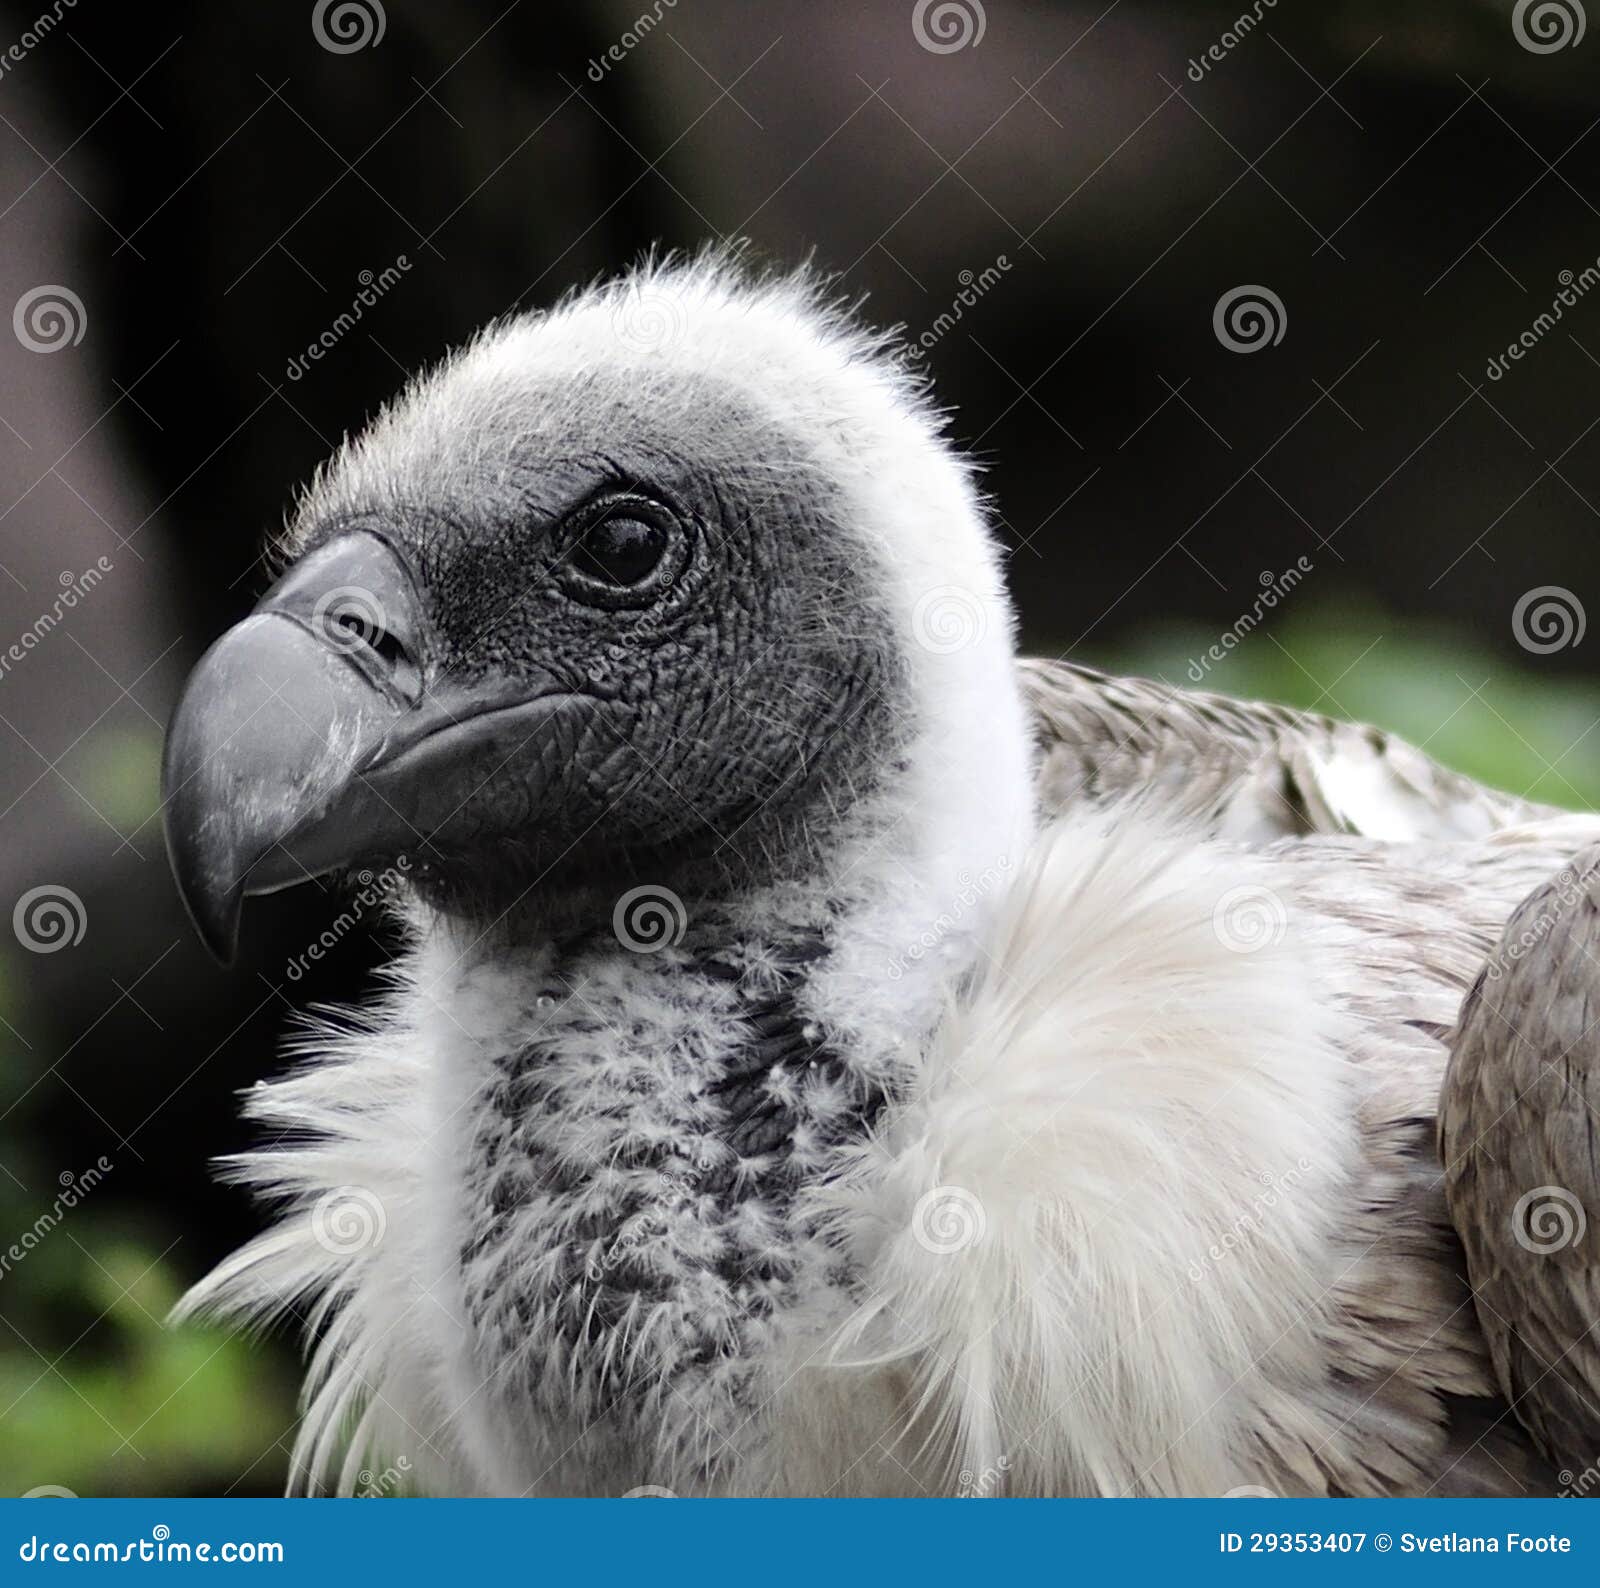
[162,530,573,964]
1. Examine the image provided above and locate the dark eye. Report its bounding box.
[572,512,666,587]
[557,493,686,608]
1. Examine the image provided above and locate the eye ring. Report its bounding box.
[554,491,689,609]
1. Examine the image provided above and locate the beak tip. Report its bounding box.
[161,809,243,966]
[189,885,242,968]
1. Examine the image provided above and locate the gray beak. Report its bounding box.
[161,530,572,963]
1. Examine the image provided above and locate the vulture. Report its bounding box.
[161,252,1600,1498]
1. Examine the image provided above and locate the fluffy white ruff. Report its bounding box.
[781,808,1361,1497]
[178,805,1363,1496]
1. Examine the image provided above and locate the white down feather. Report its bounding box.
[777,809,1361,1497]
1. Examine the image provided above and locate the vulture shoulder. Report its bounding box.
[1020,658,1551,842]
[825,810,1600,1496]
[1442,838,1600,1478]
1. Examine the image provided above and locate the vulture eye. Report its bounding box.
[556,493,685,608]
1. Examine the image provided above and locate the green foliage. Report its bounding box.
[0,1226,294,1497]
[1112,599,1600,809]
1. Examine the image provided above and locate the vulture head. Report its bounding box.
[165,254,1033,970]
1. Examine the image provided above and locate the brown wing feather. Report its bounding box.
[1442,841,1600,1479]
[1021,658,1550,842]
[1262,827,1590,1495]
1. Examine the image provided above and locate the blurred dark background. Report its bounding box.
[1,0,1597,1495]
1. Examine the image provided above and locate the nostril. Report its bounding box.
[327,610,422,703]
[338,612,407,669]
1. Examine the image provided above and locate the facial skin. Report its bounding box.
[163,365,909,953]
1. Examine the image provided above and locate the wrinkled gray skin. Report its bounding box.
[282,371,906,929]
